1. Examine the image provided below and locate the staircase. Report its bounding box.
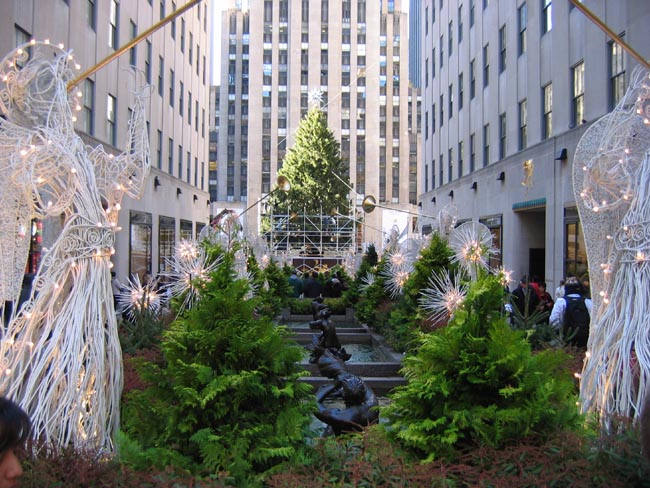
[285,316,406,396]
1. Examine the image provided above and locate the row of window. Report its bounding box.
[153,132,206,190]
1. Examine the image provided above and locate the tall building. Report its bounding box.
[420,0,650,290]
[212,0,420,249]
[0,0,211,282]
[408,0,422,88]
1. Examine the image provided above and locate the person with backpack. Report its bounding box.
[549,277,592,346]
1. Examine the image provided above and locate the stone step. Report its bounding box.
[299,361,402,377]
[300,375,407,396]
[291,332,373,344]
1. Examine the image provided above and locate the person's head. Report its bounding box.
[564,277,583,296]
[111,270,116,279]
[540,282,547,292]
[520,275,530,287]
[0,397,31,488]
[311,271,318,279]
[559,279,565,286]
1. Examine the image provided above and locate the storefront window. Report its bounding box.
[479,215,502,269]
[129,210,152,279]
[158,216,175,273]
[564,208,588,280]
[180,219,193,240]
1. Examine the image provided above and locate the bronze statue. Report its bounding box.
[308,301,350,364]
[313,350,379,436]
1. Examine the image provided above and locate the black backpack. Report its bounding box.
[563,296,590,347]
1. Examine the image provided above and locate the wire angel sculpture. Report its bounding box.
[448,221,495,280]
[574,66,650,426]
[0,41,151,451]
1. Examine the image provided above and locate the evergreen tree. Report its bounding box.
[271,107,351,216]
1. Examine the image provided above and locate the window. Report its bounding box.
[440,35,444,68]
[156,130,162,169]
[83,79,95,135]
[189,33,193,64]
[448,84,453,118]
[87,0,96,30]
[157,56,164,96]
[470,59,476,98]
[572,61,585,127]
[159,0,165,20]
[440,94,444,127]
[432,104,436,134]
[171,1,176,38]
[109,0,119,50]
[168,138,173,173]
[609,38,625,109]
[129,211,152,279]
[448,21,453,56]
[483,123,490,167]
[458,141,464,178]
[129,20,137,66]
[187,91,192,120]
[158,216,175,273]
[518,3,527,56]
[564,208,588,279]
[458,5,463,43]
[145,40,152,83]
[469,0,475,26]
[180,18,185,52]
[107,94,116,146]
[458,72,464,110]
[498,113,506,159]
[542,0,552,34]
[483,44,489,87]
[432,48,436,78]
[179,81,184,116]
[498,25,506,73]
[470,133,476,172]
[519,99,528,150]
[178,145,183,179]
[448,147,453,183]
[169,69,175,107]
[543,83,552,139]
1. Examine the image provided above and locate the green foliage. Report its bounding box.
[384,234,456,351]
[118,299,164,355]
[121,252,315,483]
[269,107,351,216]
[382,275,582,461]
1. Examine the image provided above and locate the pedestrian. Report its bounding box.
[549,276,592,346]
[303,271,322,299]
[111,271,122,309]
[288,269,303,298]
[0,397,31,488]
[537,282,554,317]
[511,275,540,319]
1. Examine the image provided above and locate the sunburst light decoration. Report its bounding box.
[380,250,414,299]
[573,66,650,426]
[419,270,468,325]
[117,274,162,320]
[492,265,514,289]
[359,271,376,292]
[448,221,495,280]
[161,239,222,312]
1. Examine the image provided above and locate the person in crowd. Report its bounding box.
[549,276,592,346]
[302,271,322,299]
[323,272,342,298]
[0,397,31,488]
[288,269,303,298]
[554,279,566,300]
[111,271,122,309]
[511,275,540,318]
[537,282,555,317]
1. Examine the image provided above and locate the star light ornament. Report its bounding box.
[117,274,162,320]
[161,240,222,313]
[308,88,324,107]
[573,66,650,427]
[419,271,468,325]
[380,250,414,299]
[448,221,495,280]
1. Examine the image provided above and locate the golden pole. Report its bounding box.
[569,0,650,70]
[67,0,203,91]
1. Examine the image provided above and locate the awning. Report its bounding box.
[512,197,546,211]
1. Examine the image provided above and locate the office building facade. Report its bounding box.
[420,0,650,290]
[212,0,420,249]
[0,0,211,282]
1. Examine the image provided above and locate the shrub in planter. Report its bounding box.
[382,275,581,461]
[121,254,314,484]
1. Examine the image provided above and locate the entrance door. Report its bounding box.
[529,248,545,280]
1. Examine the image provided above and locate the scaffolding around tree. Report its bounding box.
[263,210,358,263]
